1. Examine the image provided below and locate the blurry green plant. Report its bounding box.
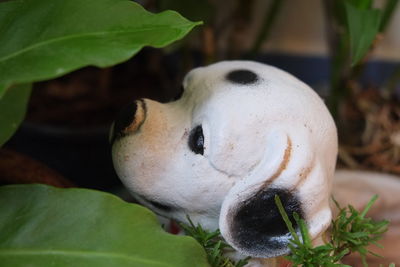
[324,0,399,118]
[274,194,392,267]
[0,0,201,146]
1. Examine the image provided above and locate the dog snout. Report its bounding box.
[110,99,147,143]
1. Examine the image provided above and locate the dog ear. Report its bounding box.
[219,129,333,258]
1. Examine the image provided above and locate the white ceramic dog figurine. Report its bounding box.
[111,61,338,266]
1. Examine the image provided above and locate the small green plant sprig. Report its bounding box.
[274,194,393,267]
[179,216,250,267]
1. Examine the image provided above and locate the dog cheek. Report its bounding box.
[228,188,303,258]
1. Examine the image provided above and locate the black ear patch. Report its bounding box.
[226,69,259,85]
[229,188,303,257]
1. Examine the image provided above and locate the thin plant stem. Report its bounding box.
[248,0,285,58]
[380,0,399,32]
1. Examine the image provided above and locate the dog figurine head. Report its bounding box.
[111,61,338,259]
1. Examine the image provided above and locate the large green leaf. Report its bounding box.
[0,0,201,98]
[0,184,209,267]
[344,2,382,66]
[0,83,31,146]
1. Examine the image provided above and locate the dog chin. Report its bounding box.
[133,193,220,231]
[133,194,178,216]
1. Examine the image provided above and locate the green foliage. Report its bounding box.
[0,0,200,147]
[330,0,397,67]
[380,0,399,31]
[0,84,31,146]
[345,3,382,66]
[327,0,399,117]
[0,184,209,267]
[179,216,249,267]
[344,2,382,66]
[331,196,389,266]
[347,0,373,9]
[274,195,391,267]
[0,0,201,97]
[274,195,350,267]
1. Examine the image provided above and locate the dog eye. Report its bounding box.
[188,125,204,155]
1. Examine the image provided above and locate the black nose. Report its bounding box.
[229,188,302,258]
[110,100,146,144]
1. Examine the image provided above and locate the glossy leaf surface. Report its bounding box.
[0,184,209,267]
[0,83,31,146]
[0,0,201,97]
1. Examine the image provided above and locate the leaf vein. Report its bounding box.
[0,23,196,63]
